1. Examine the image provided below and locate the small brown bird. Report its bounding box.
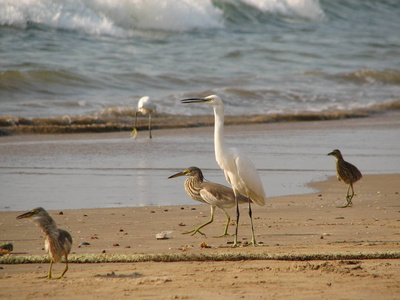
[16,207,73,279]
[328,149,362,208]
[168,167,249,237]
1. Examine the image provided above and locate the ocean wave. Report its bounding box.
[304,69,400,86]
[0,0,223,35]
[223,0,325,21]
[0,0,324,35]
[340,69,400,85]
[1,100,399,135]
[0,69,94,94]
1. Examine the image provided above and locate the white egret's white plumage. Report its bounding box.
[132,96,157,139]
[181,95,265,246]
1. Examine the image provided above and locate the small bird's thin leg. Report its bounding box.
[183,206,215,236]
[338,184,352,208]
[348,183,355,206]
[55,255,69,279]
[232,191,240,247]
[131,112,139,139]
[149,114,152,139]
[214,209,233,238]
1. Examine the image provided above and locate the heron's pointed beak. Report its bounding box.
[168,171,186,179]
[181,98,208,104]
[327,152,334,156]
[16,210,35,220]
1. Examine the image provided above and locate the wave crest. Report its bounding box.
[0,69,91,94]
[0,0,223,35]
[342,69,400,85]
[0,0,325,35]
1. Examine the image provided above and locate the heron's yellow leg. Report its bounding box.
[55,255,69,279]
[183,222,209,236]
[214,210,233,238]
[47,258,54,279]
[183,206,215,236]
[348,183,355,204]
[338,184,353,208]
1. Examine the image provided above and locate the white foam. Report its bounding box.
[242,0,325,20]
[0,0,224,36]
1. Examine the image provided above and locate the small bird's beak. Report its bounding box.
[327,151,334,156]
[181,98,208,104]
[168,171,186,179]
[16,210,35,220]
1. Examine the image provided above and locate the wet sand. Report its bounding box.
[1,113,400,299]
[1,174,400,299]
[1,112,399,211]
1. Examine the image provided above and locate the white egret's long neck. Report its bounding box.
[213,106,227,166]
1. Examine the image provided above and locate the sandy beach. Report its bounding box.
[1,173,400,299]
[1,114,400,299]
[2,1,400,297]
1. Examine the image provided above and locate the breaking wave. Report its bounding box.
[0,0,324,35]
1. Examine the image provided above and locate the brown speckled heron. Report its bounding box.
[16,207,73,279]
[328,149,362,208]
[169,167,250,237]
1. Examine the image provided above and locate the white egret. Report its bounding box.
[181,95,266,246]
[131,96,157,139]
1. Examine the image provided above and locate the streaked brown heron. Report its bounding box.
[181,95,266,247]
[16,207,73,279]
[131,96,157,139]
[169,167,250,237]
[328,149,362,208]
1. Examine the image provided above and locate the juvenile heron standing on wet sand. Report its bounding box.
[169,166,250,237]
[328,149,362,208]
[16,207,73,279]
[131,96,157,139]
[181,95,266,247]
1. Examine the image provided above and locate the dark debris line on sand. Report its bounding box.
[1,251,400,264]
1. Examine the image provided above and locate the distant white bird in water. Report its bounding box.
[131,96,157,139]
[181,95,266,247]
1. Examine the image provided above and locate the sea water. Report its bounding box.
[1,0,399,119]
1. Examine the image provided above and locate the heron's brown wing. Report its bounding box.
[337,160,362,184]
[58,229,73,255]
[200,182,249,209]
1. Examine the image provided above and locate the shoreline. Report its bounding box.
[1,101,399,135]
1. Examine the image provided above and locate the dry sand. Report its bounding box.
[1,173,400,299]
